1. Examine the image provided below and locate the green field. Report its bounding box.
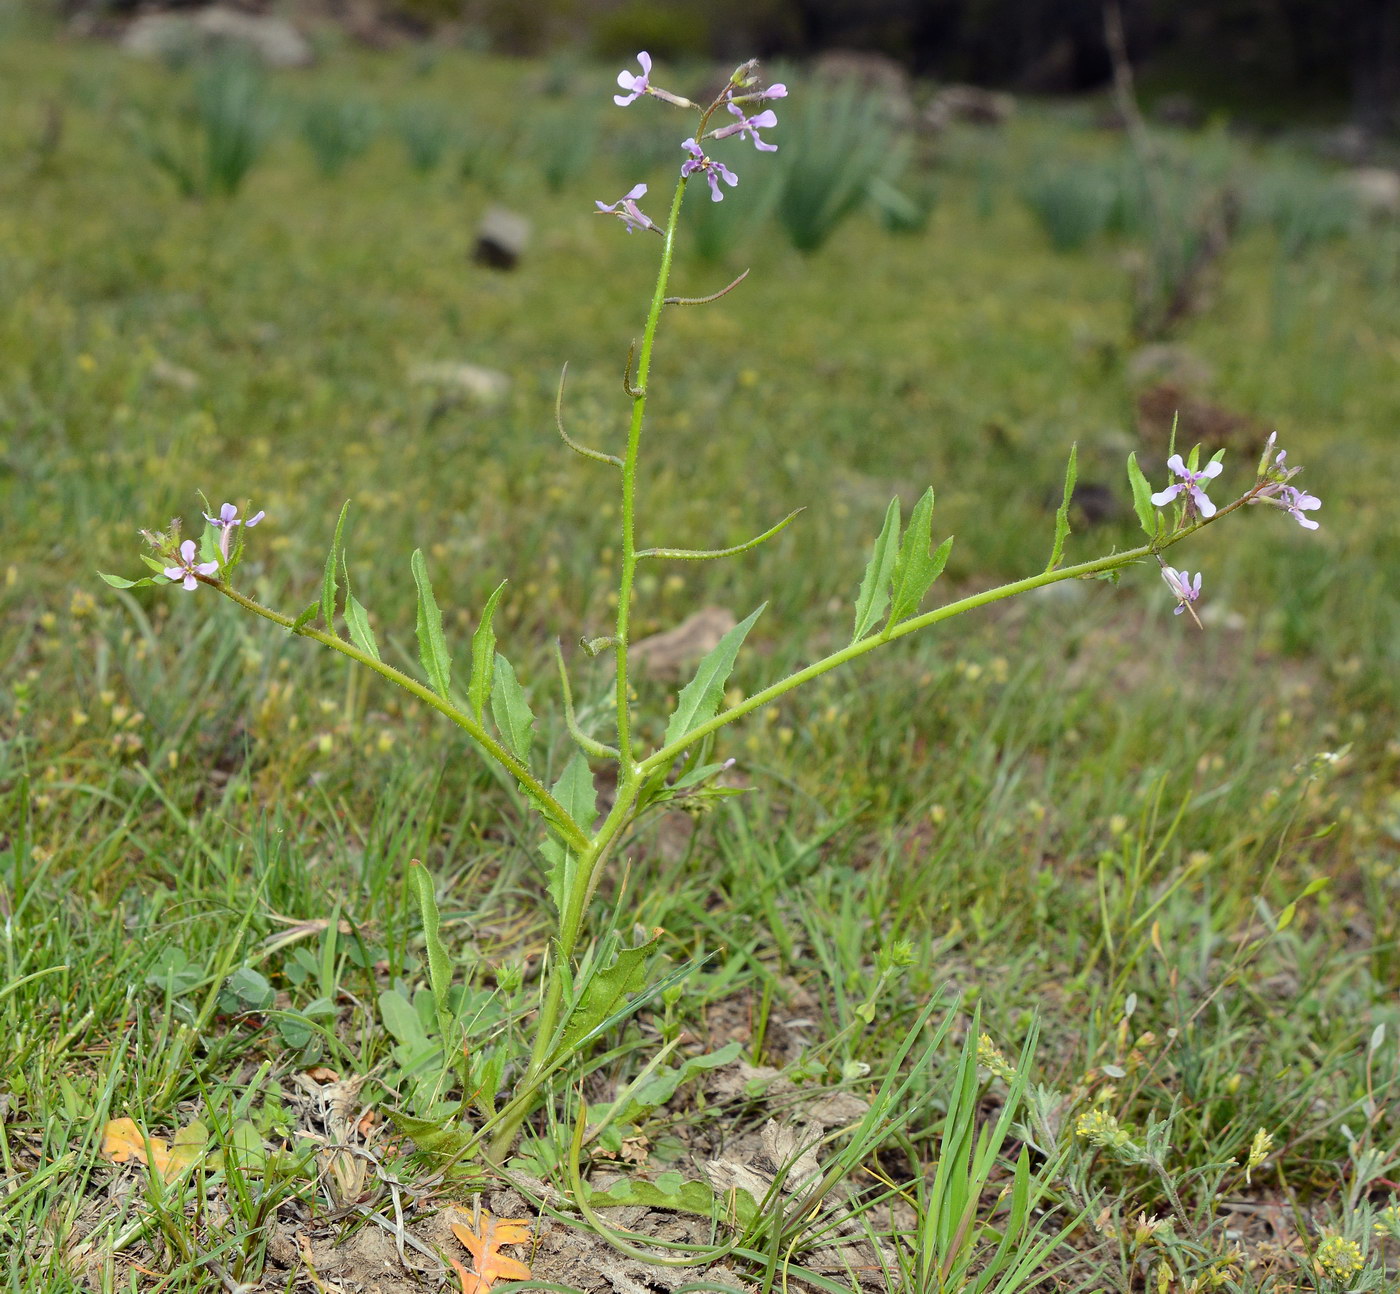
[2,26,1399,1294]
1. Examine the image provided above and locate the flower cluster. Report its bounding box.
[598,53,786,230]
[1243,1126,1272,1184]
[1149,435,1323,619]
[1312,1233,1364,1284]
[976,1032,1017,1082]
[1252,432,1321,529]
[1074,1107,1138,1157]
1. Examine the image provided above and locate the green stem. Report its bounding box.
[636,501,1237,779]
[212,582,590,855]
[613,176,690,764]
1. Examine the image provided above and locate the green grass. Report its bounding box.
[2,30,1399,1294]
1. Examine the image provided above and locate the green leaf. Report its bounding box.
[539,752,598,915]
[390,1109,479,1162]
[886,488,952,629]
[378,988,430,1048]
[408,862,452,1024]
[662,604,765,749]
[613,1042,742,1123]
[489,652,534,762]
[219,967,274,1012]
[852,497,900,642]
[344,593,380,661]
[1047,442,1078,571]
[321,501,351,633]
[588,1170,757,1227]
[99,572,154,589]
[410,548,453,699]
[290,601,320,634]
[468,580,507,724]
[555,929,661,1060]
[1126,452,1160,539]
[551,751,597,835]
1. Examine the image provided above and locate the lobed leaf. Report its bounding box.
[662,604,765,750]
[555,929,661,1060]
[410,548,453,699]
[99,572,155,589]
[852,497,900,642]
[887,487,951,628]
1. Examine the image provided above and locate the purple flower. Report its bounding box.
[710,104,779,152]
[163,540,219,592]
[1251,436,1320,528]
[681,138,738,201]
[614,51,651,106]
[595,183,659,234]
[1150,454,1224,518]
[204,501,265,560]
[1161,566,1202,616]
[1275,484,1321,530]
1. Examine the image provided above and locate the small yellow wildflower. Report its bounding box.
[977,1033,1017,1082]
[1244,1128,1273,1184]
[1313,1234,1363,1284]
[1074,1107,1136,1155]
[1373,1202,1400,1239]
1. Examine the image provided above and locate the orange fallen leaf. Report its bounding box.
[450,1210,532,1293]
[101,1117,173,1176]
[101,1117,206,1180]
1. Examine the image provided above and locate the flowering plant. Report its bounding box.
[102,55,1321,1164]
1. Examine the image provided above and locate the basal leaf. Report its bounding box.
[662,604,765,750]
[589,1170,757,1227]
[852,497,900,642]
[490,652,534,763]
[555,928,661,1059]
[410,548,453,699]
[408,861,452,1023]
[469,579,507,724]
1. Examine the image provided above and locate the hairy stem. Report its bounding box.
[636,501,1237,779]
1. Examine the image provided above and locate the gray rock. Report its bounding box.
[122,7,314,69]
[1345,167,1400,220]
[408,361,510,404]
[473,206,530,271]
